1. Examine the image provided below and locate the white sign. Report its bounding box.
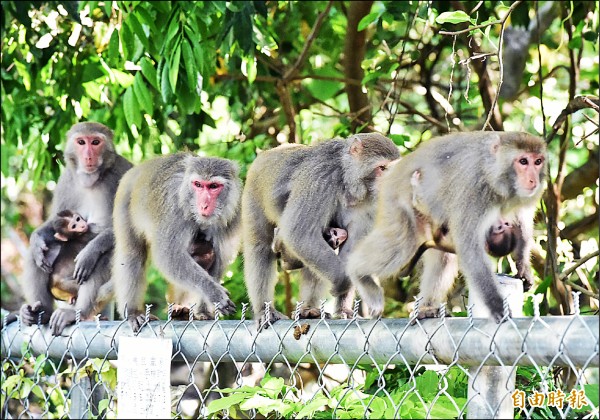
[117,336,172,419]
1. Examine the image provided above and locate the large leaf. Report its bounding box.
[181,38,198,92]
[133,72,152,114]
[206,393,252,414]
[123,87,141,129]
[358,12,381,31]
[169,42,181,91]
[436,11,472,24]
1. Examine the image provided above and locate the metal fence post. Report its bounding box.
[467,274,524,419]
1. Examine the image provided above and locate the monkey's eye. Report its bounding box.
[208,183,220,189]
[193,181,202,188]
[378,165,387,171]
[91,138,101,146]
[77,139,85,145]
[519,157,528,165]
[75,216,81,222]
[71,224,76,229]
[534,158,543,165]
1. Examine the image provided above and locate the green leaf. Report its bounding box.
[134,5,158,34]
[240,395,287,415]
[139,56,158,90]
[127,12,149,50]
[436,11,471,24]
[160,58,172,103]
[169,43,181,91]
[261,376,284,399]
[108,29,120,65]
[304,66,343,102]
[123,87,141,128]
[296,395,329,418]
[242,55,257,84]
[112,69,135,88]
[181,38,197,92]
[133,72,152,114]
[568,36,582,49]
[358,12,381,31]
[120,20,134,59]
[207,393,251,414]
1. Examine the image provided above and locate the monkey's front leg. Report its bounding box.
[29,229,53,273]
[512,208,536,291]
[73,229,114,284]
[20,301,51,326]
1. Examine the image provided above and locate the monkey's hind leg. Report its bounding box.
[348,216,420,318]
[242,197,285,326]
[297,267,330,319]
[414,250,458,320]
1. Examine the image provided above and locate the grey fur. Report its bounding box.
[347,131,547,322]
[112,153,241,332]
[20,122,132,335]
[242,134,400,326]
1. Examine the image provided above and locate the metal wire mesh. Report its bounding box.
[1,298,598,419]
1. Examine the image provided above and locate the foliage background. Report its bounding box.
[1,0,598,320]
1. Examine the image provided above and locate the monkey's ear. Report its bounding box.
[349,137,363,156]
[54,232,68,242]
[490,136,502,154]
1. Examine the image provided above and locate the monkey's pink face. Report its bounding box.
[74,135,105,173]
[68,214,88,233]
[513,152,545,196]
[192,179,224,217]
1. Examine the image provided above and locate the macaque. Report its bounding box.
[272,226,348,270]
[348,132,546,322]
[167,233,217,320]
[20,122,132,335]
[34,210,91,273]
[242,134,400,325]
[407,170,519,269]
[112,154,242,332]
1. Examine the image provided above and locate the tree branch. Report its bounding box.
[343,0,374,132]
[546,95,600,144]
[283,1,334,81]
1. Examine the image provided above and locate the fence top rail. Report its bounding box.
[2,315,598,368]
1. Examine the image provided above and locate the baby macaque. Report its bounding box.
[272,226,349,271]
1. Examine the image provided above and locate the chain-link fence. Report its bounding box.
[2,297,598,419]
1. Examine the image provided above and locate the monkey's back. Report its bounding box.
[243,144,310,221]
[381,132,544,224]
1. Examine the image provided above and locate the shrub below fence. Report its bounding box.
[1,302,598,419]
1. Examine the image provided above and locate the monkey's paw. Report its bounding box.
[409,305,440,324]
[127,312,159,333]
[170,305,191,320]
[519,271,535,292]
[257,308,288,330]
[214,296,236,316]
[298,307,331,319]
[30,235,52,273]
[491,307,511,324]
[20,302,51,326]
[73,248,99,284]
[336,308,356,320]
[49,308,77,336]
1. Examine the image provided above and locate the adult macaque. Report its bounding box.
[348,132,546,322]
[112,154,241,332]
[242,134,400,325]
[272,226,348,270]
[407,170,519,270]
[20,122,132,335]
